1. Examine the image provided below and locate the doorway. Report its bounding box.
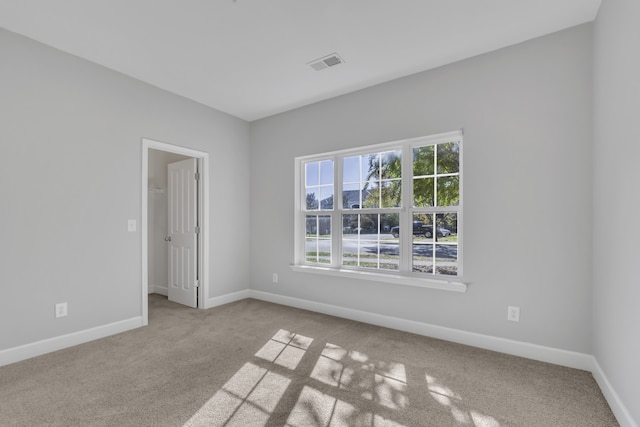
[141,138,209,325]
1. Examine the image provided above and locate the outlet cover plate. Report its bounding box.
[507,306,520,322]
[55,302,68,318]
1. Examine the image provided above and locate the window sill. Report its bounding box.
[290,265,467,293]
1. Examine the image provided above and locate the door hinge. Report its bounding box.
[195,172,200,181]
[195,226,200,234]
[194,280,199,288]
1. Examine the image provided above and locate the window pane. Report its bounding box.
[319,186,334,210]
[411,242,458,275]
[342,214,399,271]
[343,155,372,183]
[305,215,331,264]
[342,182,360,209]
[413,177,434,207]
[436,176,459,207]
[413,213,458,275]
[413,146,435,176]
[358,213,378,235]
[343,151,401,210]
[380,150,402,180]
[362,181,379,208]
[365,180,402,208]
[342,214,358,235]
[343,155,368,210]
[437,142,459,174]
[364,154,378,181]
[435,244,458,275]
[435,213,458,243]
[381,213,399,234]
[412,241,433,274]
[412,213,433,236]
[305,189,319,210]
[305,162,319,186]
[320,160,334,185]
[380,179,402,208]
[412,214,433,273]
[306,160,334,211]
[342,214,359,266]
[343,156,360,183]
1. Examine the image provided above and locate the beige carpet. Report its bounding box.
[0,294,618,426]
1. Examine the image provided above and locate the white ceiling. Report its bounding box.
[0,0,601,121]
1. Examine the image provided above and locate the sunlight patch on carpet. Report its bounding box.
[426,374,500,426]
[255,329,314,370]
[185,331,411,426]
[184,362,290,426]
[285,385,407,427]
[311,343,409,410]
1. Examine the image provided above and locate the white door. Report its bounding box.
[167,158,198,308]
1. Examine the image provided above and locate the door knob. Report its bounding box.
[164,236,172,242]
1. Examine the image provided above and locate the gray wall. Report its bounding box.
[1,10,638,423]
[250,24,593,353]
[0,28,251,350]
[593,0,640,423]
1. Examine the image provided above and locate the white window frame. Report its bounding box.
[292,130,466,293]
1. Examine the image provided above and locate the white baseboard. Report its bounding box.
[2,289,635,427]
[248,290,593,370]
[204,289,251,309]
[590,357,638,427]
[0,289,248,367]
[0,317,143,368]
[249,290,639,425]
[149,284,168,296]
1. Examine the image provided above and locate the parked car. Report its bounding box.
[390,221,433,238]
[437,227,452,237]
[390,223,451,238]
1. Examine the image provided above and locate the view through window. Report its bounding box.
[297,131,462,281]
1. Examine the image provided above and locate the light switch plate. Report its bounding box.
[128,219,137,232]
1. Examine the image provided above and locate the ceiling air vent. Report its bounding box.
[308,53,345,71]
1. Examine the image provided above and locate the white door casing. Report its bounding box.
[168,158,198,308]
[142,138,210,325]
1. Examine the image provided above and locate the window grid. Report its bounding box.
[297,131,462,280]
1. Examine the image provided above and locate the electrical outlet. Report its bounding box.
[272,273,278,283]
[55,302,68,318]
[507,306,520,322]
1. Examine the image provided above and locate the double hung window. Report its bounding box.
[295,131,463,288]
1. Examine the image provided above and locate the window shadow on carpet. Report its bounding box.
[184,329,500,427]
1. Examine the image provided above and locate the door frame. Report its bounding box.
[141,138,210,325]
